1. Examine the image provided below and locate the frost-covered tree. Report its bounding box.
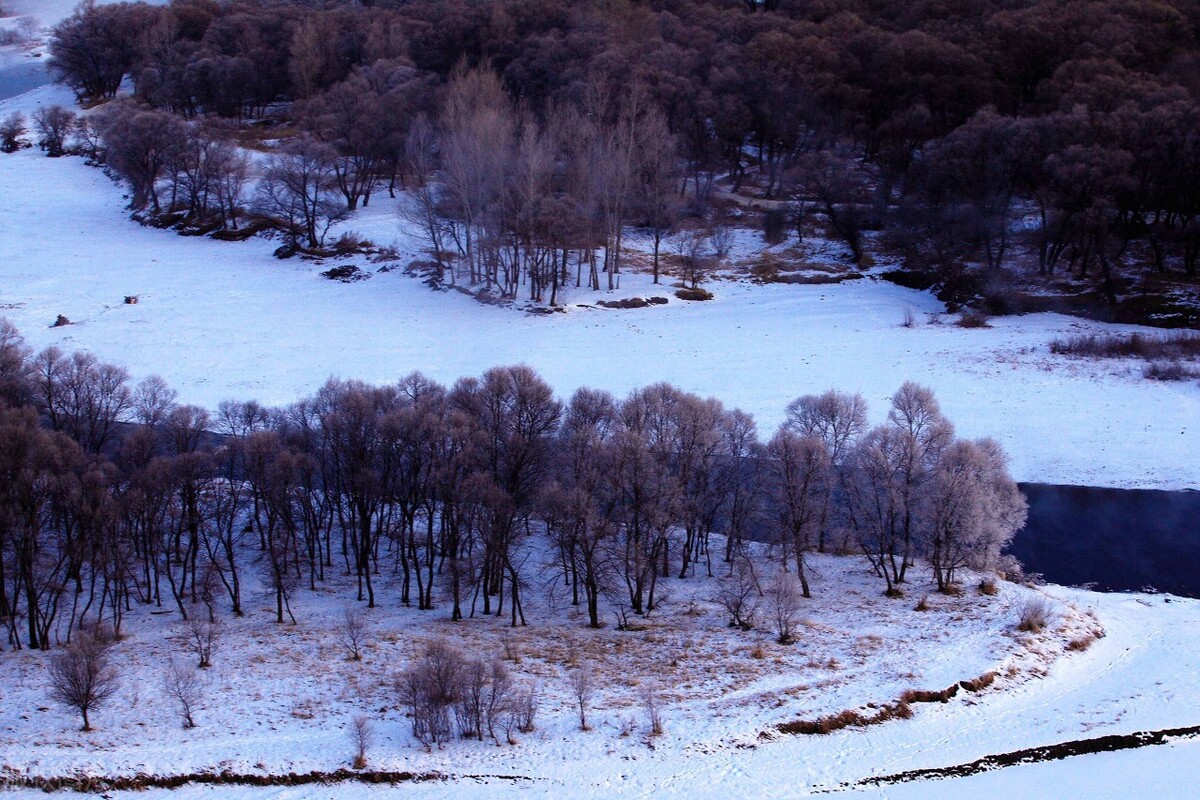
[924,438,1027,591]
[765,430,830,597]
[784,390,868,552]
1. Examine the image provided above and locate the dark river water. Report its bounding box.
[1008,483,1200,597]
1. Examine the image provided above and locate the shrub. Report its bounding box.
[640,681,664,736]
[762,209,788,245]
[1017,596,1054,633]
[1143,360,1200,381]
[597,297,650,309]
[1066,635,1098,652]
[778,701,913,736]
[321,265,369,283]
[509,685,538,736]
[956,309,991,328]
[398,640,465,747]
[332,232,371,255]
[768,571,803,645]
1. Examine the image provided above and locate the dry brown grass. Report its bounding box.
[778,701,914,735]
[960,671,999,692]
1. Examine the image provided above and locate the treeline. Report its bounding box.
[0,318,1025,651]
[40,0,1200,302]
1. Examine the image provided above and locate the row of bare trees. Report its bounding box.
[0,318,1025,652]
[400,70,685,300]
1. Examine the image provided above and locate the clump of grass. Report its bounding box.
[978,577,999,596]
[1017,597,1054,633]
[778,701,913,736]
[900,684,959,704]
[1066,635,1097,652]
[1050,331,1200,360]
[956,309,992,328]
[597,297,651,309]
[959,671,998,692]
[914,595,930,612]
[675,287,714,301]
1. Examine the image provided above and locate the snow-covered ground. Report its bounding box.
[1,564,1195,800]
[0,548,1109,790]
[0,92,1196,490]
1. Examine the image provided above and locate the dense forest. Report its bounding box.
[28,0,1200,320]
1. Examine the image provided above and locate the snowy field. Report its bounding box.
[0,83,1197,490]
[1,566,1196,800]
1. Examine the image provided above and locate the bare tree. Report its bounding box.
[349,714,373,768]
[455,657,490,740]
[400,114,450,281]
[32,105,76,158]
[483,659,513,742]
[47,628,121,731]
[93,103,187,211]
[767,569,803,645]
[765,430,830,597]
[163,657,203,728]
[438,68,516,288]
[340,606,369,661]
[257,138,348,249]
[34,347,132,454]
[716,557,761,630]
[635,109,682,284]
[184,604,220,669]
[568,665,595,731]
[673,228,711,289]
